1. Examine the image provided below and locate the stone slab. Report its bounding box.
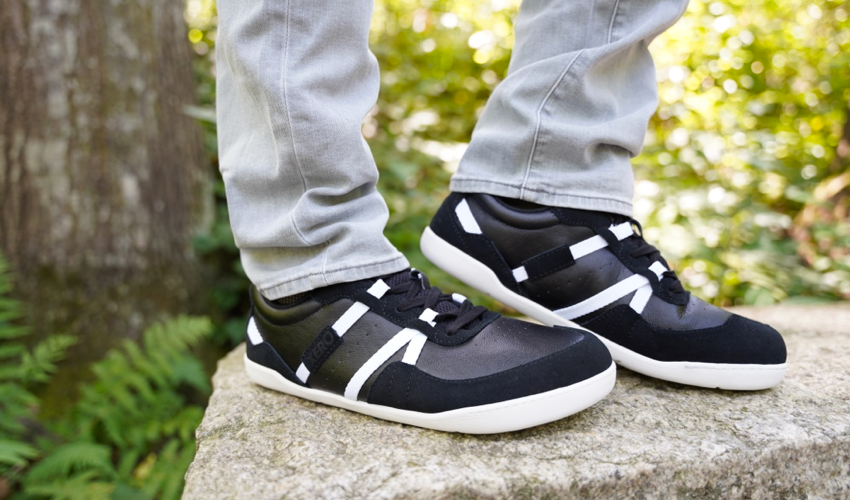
[183,305,850,499]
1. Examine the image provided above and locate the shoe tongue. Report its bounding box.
[380,270,459,314]
[554,207,627,233]
[382,269,414,288]
[432,298,458,314]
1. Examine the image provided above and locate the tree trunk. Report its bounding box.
[0,0,209,400]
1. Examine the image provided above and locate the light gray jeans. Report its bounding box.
[216,0,689,300]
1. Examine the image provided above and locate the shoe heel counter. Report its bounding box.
[245,336,305,386]
[245,288,307,386]
[250,286,323,325]
[426,193,519,293]
[429,192,465,241]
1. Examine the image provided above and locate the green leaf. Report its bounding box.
[25,442,115,485]
[25,470,114,500]
[0,440,39,467]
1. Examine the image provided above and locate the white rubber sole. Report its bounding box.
[245,356,615,434]
[421,227,787,391]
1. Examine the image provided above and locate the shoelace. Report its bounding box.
[623,220,687,295]
[387,270,488,336]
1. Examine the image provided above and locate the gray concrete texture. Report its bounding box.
[183,305,850,499]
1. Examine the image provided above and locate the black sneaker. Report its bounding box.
[421,193,787,390]
[244,269,615,434]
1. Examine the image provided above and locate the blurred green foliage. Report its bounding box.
[0,255,211,499]
[186,0,850,324]
[639,0,850,305]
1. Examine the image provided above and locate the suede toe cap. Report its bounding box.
[583,305,787,365]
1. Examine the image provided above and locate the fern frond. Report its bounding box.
[25,469,115,500]
[0,256,25,338]
[116,448,142,479]
[122,371,158,405]
[0,364,23,381]
[25,442,115,485]
[134,438,196,500]
[19,334,77,384]
[123,341,169,388]
[142,316,211,363]
[0,388,38,437]
[169,358,211,393]
[0,320,26,340]
[110,481,153,500]
[160,406,205,443]
[0,439,39,468]
[0,343,25,361]
[73,316,211,454]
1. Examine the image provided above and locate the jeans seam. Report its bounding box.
[290,210,313,246]
[282,0,307,197]
[521,184,631,204]
[320,241,330,286]
[282,0,311,246]
[452,177,634,206]
[520,50,585,199]
[607,0,622,44]
[260,256,406,291]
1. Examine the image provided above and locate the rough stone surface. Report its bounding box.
[184,305,850,500]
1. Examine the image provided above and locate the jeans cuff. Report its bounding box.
[258,255,410,300]
[449,176,633,217]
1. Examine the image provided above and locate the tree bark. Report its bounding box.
[0,0,209,392]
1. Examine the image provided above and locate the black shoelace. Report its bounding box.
[387,270,488,336]
[623,220,687,295]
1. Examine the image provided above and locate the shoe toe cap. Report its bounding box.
[717,314,786,365]
[585,305,787,366]
[366,326,613,414]
[647,312,787,365]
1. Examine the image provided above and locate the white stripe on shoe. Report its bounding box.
[629,284,653,314]
[649,261,667,279]
[514,227,632,285]
[555,274,650,321]
[367,279,391,298]
[570,235,609,259]
[609,222,634,240]
[512,266,529,283]
[401,331,428,365]
[455,199,482,234]
[344,328,423,400]
[295,364,311,383]
[419,308,438,327]
[332,301,370,335]
[247,317,263,345]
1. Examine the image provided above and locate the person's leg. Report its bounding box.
[217,0,616,433]
[452,0,690,216]
[216,0,407,300]
[423,0,787,390]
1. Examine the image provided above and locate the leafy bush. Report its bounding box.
[637,0,850,305]
[0,256,211,500]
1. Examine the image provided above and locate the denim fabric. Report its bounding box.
[216,0,408,299]
[452,0,690,215]
[216,0,689,298]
